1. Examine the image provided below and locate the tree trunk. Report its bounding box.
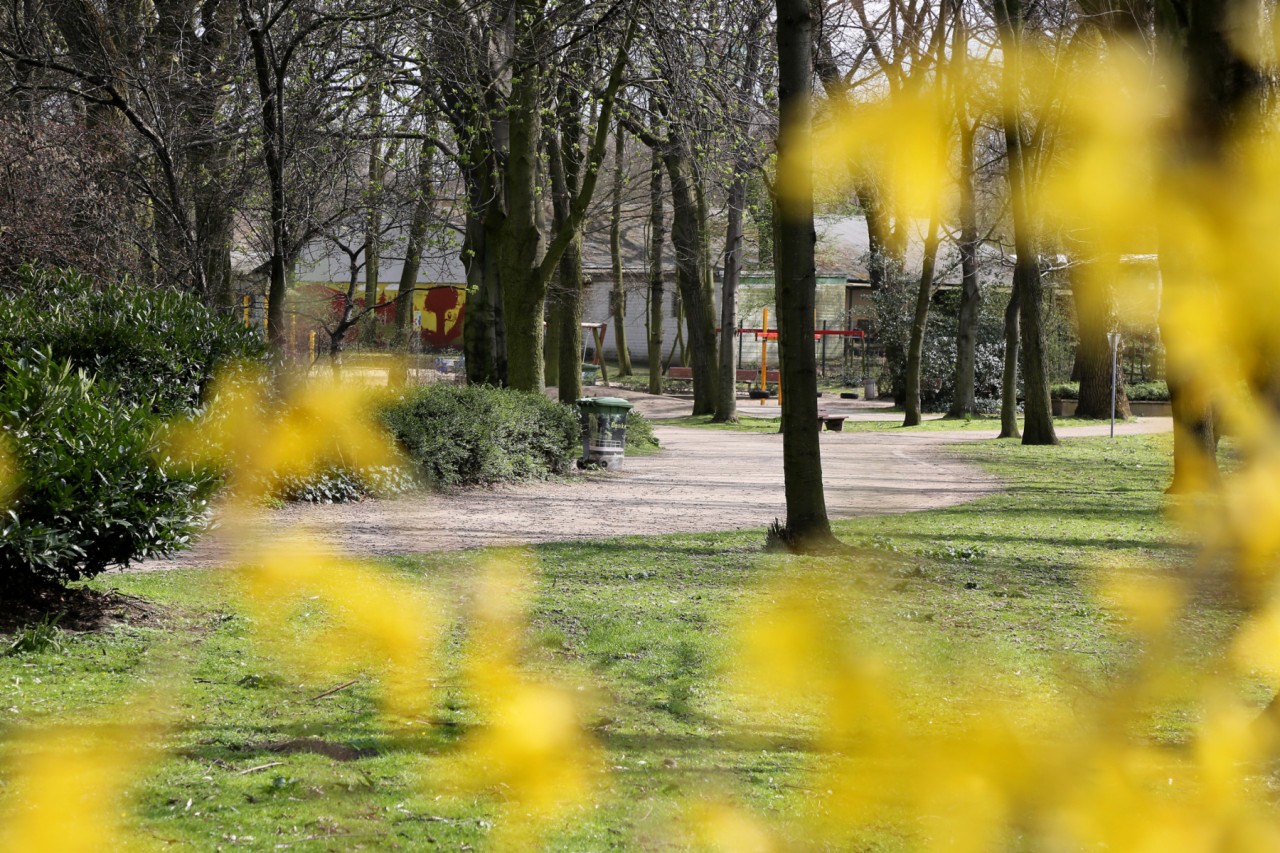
[663,147,718,415]
[774,0,834,549]
[242,8,289,353]
[556,247,584,404]
[1016,255,1057,444]
[995,0,1057,446]
[610,126,632,376]
[647,149,665,395]
[1071,265,1131,419]
[544,297,562,388]
[999,283,1021,439]
[903,213,941,427]
[497,36,546,394]
[362,83,385,348]
[748,175,774,268]
[948,121,982,418]
[395,146,435,350]
[462,206,502,386]
[715,175,746,423]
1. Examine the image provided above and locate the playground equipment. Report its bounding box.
[581,322,610,385]
[736,309,867,406]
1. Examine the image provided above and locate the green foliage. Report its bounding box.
[623,411,660,450]
[379,385,580,488]
[4,613,65,656]
[271,465,418,504]
[1050,381,1080,399]
[0,268,265,590]
[0,353,216,590]
[1049,381,1169,402]
[0,266,265,416]
[1125,380,1169,402]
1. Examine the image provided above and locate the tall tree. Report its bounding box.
[947,1,986,419]
[238,0,382,352]
[495,0,637,393]
[549,68,589,404]
[773,0,835,548]
[714,0,770,423]
[646,145,666,395]
[609,125,634,377]
[993,0,1058,445]
[1,0,249,301]
[1070,259,1131,419]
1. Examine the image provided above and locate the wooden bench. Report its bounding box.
[667,367,780,385]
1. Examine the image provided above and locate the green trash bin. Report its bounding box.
[581,363,601,386]
[576,397,633,470]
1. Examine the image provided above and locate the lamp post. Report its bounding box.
[1107,331,1121,438]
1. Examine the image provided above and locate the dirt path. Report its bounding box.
[132,406,1170,569]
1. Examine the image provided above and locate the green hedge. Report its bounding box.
[0,266,264,416]
[1050,380,1169,402]
[0,353,216,590]
[379,385,580,488]
[1125,381,1169,402]
[0,269,263,591]
[625,411,660,450]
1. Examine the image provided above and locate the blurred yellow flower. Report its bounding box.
[439,553,602,847]
[163,366,399,503]
[0,723,158,852]
[237,534,439,720]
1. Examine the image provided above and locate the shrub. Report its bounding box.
[271,465,418,504]
[1048,381,1168,402]
[0,353,217,591]
[0,266,265,416]
[380,385,580,488]
[624,411,660,450]
[1125,381,1169,402]
[1051,382,1080,400]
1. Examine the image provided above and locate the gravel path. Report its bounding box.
[131,389,1171,570]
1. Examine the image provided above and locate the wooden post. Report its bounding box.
[308,330,316,364]
[594,324,610,385]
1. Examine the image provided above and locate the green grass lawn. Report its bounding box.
[0,433,1240,849]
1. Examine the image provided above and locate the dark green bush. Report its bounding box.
[1050,382,1080,400]
[1049,381,1168,402]
[0,266,264,416]
[0,268,266,592]
[379,385,580,488]
[625,411,660,450]
[0,353,217,590]
[1125,381,1169,402]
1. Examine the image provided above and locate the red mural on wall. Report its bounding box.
[419,286,466,348]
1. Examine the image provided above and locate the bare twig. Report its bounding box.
[309,679,358,702]
[235,761,285,776]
